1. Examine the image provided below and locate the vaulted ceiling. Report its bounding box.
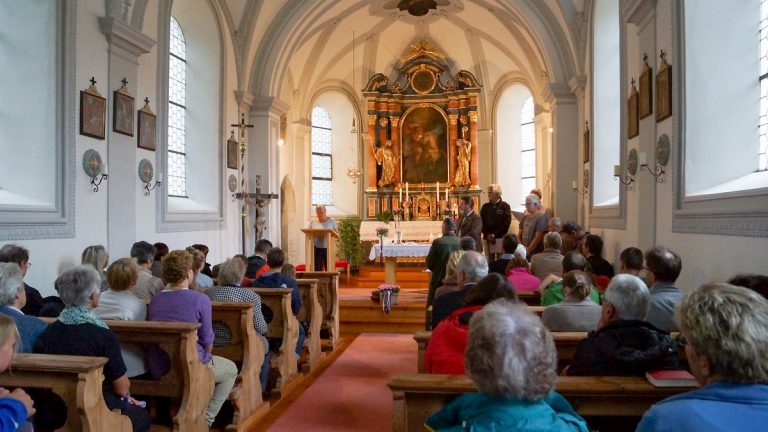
[215,0,589,117]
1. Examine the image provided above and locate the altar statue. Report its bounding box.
[372,139,396,187]
[454,138,472,187]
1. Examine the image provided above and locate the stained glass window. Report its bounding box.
[311,106,333,205]
[760,0,768,170]
[520,97,536,202]
[168,17,187,196]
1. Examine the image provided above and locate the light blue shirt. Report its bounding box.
[310,218,337,248]
[196,272,214,289]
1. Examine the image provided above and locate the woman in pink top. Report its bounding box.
[505,256,541,292]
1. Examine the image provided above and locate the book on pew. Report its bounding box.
[645,370,698,387]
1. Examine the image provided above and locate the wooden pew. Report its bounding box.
[39,318,213,431]
[517,290,541,306]
[0,353,132,432]
[249,287,301,398]
[296,270,340,350]
[210,301,270,430]
[296,278,325,372]
[388,373,692,432]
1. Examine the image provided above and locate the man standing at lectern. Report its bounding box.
[309,204,338,271]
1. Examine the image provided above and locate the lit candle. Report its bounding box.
[100,163,108,175]
[638,152,648,166]
[613,165,622,177]
[436,182,440,199]
[405,182,409,198]
[399,185,403,202]
[445,188,448,202]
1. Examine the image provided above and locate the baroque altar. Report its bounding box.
[363,40,482,220]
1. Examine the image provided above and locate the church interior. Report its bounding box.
[1,0,767,431]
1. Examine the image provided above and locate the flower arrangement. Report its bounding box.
[375,226,390,237]
[377,284,401,314]
[377,284,401,292]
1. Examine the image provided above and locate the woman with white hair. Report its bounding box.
[426,299,588,431]
[206,257,270,392]
[0,262,46,352]
[35,265,150,432]
[637,283,768,431]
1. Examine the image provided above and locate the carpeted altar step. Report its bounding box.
[340,300,426,334]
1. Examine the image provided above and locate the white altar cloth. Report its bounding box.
[359,220,442,242]
[368,242,432,261]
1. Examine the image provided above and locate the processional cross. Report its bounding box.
[231,113,279,254]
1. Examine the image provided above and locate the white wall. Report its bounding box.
[2,0,243,295]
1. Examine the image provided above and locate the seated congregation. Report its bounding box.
[416,224,768,431]
[0,240,334,431]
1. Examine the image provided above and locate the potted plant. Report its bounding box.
[336,217,362,272]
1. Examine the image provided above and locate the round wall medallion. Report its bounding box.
[627,148,639,175]
[656,134,671,166]
[228,174,238,192]
[138,159,154,183]
[82,149,103,177]
[410,69,436,94]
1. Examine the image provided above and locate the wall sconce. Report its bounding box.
[83,149,108,192]
[639,151,665,183]
[278,113,287,146]
[138,159,162,196]
[613,164,634,191]
[571,181,588,198]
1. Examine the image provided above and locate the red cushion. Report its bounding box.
[296,264,306,271]
[335,260,349,269]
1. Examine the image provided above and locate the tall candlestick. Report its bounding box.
[399,186,403,203]
[405,182,409,198]
[436,182,440,199]
[445,188,448,202]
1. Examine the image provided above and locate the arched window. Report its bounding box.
[760,0,768,171]
[167,17,187,197]
[495,84,534,206]
[520,97,536,202]
[592,0,620,207]
[311,106,333,206]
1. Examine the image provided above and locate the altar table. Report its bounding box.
[359,220,443,242]
[368,242,432,285]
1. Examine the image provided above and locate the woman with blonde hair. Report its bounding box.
[92,258,147,377]
[434,250,465,299]
[81,245,109,291]
[637,283,768,431]
[541,270,602,331]
[0,315,35,429]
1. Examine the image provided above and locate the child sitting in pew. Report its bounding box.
[0,315,35,432]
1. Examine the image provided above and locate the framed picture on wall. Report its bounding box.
[656,51,672,122]
[628,80,639,139]
[639,54,653,119]
[137,107,156,151]
[80,89,106,140]
[583,121,590,163]
[113,90,135,136]
[227,134,239,169]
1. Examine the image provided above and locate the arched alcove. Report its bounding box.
[495,84,535,207]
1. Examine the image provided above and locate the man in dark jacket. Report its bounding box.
[246,239,272,278]
[479,184,512,260]
[457,196,483,253]
[425,218,461,329]
[0,244,43,316]
[567,274,679,376]
[253,247,304,357]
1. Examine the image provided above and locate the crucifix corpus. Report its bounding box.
[231,114,279,254]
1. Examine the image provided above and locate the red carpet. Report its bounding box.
[267,333,417,431]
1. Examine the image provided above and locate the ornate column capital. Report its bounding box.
[449,114,458,125]
[390,116,400,127]
[368,114,378,126]
[468,111,479,123]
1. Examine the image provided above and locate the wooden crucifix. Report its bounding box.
[231,114,279,254]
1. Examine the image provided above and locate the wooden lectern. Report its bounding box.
[301,228,339,271]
